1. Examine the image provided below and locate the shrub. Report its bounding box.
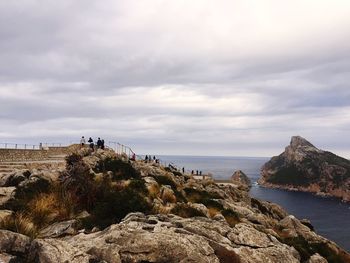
[83,179,151,229]
[95,157,141,180]
[160,187,177,204]
[61,153,96,210]
[183,188,221,203]
[27,188,76,229]
[153,175,177,189]
[222,209,240,227]
[171,204,206,218]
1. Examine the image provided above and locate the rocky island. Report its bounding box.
[259,136,350,202]
[0,147,349,262]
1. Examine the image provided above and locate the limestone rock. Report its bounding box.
[0,210,13,221]
[39,220,78,238]
[0,170,30,187]
[0,187,16,207]
[0,230,31,256]
[307,253,328,263]
[259,136,350,202]
[231,170,252,190]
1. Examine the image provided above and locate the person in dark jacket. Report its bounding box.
[88,137,94,151]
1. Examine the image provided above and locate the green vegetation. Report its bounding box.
[267,165,309,186]
[171,203,206,218]
[95,157,141,180]
[221,209,240,227]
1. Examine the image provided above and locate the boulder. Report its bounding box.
[307,253,328,263]
[0,187,16,207]
[0,210,13,222]
[0,170,30,187]
[38,220,78,238]
[0,230,31,255]
[231,170,252,190]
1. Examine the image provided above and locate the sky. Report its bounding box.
[1,0,350,157]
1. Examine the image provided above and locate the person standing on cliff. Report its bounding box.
[88,137,94,151]
[80,136,86,147]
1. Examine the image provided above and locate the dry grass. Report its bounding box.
[161,188,177,204]
[208,207,220,218]
[147,183,160,199]
[27,188,76,229]
[0,213,37,239]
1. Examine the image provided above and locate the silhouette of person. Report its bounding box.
[88,137,94,151]
[97,138,102,149]
[80,136,86,147]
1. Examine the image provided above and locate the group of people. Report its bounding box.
[144,155,159,164]
[191,170,202,176]
[80,136,105,151]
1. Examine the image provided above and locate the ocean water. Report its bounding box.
[158,155,350,252]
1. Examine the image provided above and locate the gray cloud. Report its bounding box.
[1,0,350,157]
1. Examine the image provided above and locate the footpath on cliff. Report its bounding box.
[0,146,349,263]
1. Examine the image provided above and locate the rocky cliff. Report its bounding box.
[259,136,350,202]
[0,148,349,262]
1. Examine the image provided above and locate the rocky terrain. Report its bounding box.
[0,147,349,262]
[231,170,252,190]
[259,136,350,202]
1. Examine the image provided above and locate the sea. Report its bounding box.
[157,155,350,252]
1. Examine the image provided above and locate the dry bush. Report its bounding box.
[28,193,58,228]
[147,183,160,199]
[27,187,76,228]
[161,188,177,204]
[208,207,220,218]
[0,212,37,238]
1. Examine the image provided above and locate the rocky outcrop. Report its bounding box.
[0,148,349,262]
[259,136,350,202]
[231,170,252,190]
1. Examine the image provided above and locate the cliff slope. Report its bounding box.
[259,136,350,202]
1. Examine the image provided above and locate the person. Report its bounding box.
[80,136,86,147]
[196,170,198,175]
[97,138,102,149]
[145,155,149,162]
[153,156,156,162]
[101,139,105,150]
[131,153,136,161]
[88,137,94,151]
[200,171,202,176]
[191,170,194,175]
[182,167,185,173]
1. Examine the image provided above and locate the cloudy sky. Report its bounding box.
[1,0,350,157]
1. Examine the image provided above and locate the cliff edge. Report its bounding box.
[259,136,350,202]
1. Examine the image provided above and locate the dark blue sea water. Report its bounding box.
[158,155,350,252]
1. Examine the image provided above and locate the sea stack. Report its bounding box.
[259,136,350,202]
[231,170,252,190]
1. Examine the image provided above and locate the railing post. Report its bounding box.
[5,143,7,149]
[24,144,26,149]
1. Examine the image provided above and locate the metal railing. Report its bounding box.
[107,141,183,172]
[0,143,40,150]
[0,142,68,150]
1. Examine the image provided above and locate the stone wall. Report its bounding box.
[0,144,80,162]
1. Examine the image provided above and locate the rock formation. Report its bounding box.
[231,170,252,190]
[0,147,349,262]
[259,136,350,202]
